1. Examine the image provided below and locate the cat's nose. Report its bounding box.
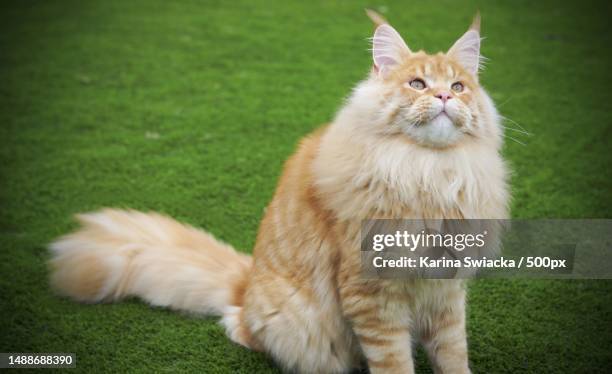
[435,92,452,103]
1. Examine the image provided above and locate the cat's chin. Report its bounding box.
[403,114,464,148]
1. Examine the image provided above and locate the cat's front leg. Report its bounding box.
[340,282,415,374]
[421,286,471,374]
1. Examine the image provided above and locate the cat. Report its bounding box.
[49,12,509,374]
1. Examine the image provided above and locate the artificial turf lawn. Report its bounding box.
[1,0,611,372]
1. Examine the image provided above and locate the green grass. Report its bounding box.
[1,0,611,372]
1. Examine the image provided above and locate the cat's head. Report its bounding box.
[364,14,499,149]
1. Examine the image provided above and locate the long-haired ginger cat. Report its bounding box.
[49,12,508,374]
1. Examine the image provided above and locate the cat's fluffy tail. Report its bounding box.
[49,209,254,346]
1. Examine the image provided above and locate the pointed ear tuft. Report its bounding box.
[372,24,411,76]
[365,8,388,28]
[365,8,389,30]
[470,11,481,32]
[448,13,482,76]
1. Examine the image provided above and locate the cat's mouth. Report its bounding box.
[410,109,450,127]
[432,110,449,121]
[402,109,463,148]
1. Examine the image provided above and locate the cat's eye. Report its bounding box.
[451,82,464,93]
[409,79,426,90]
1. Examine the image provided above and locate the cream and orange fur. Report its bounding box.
[49,12,508,373]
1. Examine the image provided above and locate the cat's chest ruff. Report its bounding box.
[361,158,471,217]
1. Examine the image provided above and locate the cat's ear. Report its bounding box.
[372,24,411,76]
[447,12,482,76]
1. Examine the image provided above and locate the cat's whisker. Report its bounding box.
[501,125,531,136]
[501,115,529,134]
[497,96,513,108]
[502,134,526,146]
